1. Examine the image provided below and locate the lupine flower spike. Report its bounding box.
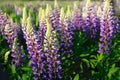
[44,19,62,79]
[98,0,115,54]
[73,2,83,30]
[83,0,100,38]
[11,38,25,68]
[38,9,47,46]
[60,7,74,56]
[24,16,47,79]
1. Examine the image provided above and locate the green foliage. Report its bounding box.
[0,1,120,80]
[74,74,79,80]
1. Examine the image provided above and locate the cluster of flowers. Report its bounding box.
[0,10,25,68]
[0,0,119,80]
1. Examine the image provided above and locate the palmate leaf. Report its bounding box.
[96,53,105,62]
[107,64,119,79]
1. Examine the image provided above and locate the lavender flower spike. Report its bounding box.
[44,19,62,79]
[60,7,74,56]
[11,38,25,68]
[83,0,100,38]
[38,9,47,46]
[0,10,9,35]
[98,0,115,54]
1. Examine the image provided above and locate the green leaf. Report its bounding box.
[11,64,16,74]
[90,59,97,68]
[82,58,90,67]
[97,53,104,62]
[80,53,89,57]
[74,74,79,80]
[18,75,21,80]
[108,64,119,79]
[80,64,83,73]
[22,74,28,80]
[21,67,31,71]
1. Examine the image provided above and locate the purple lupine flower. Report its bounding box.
[98,0,115,54]
[22,13,48,79]
[38,9,47,46]
[0,10,9,35]
[4,20,25,67]
[82,0,100,38]
[108,0,117,34]
[83,12,100,38]
[59,7,74,56]
[48,2,62,48]
[44,19,62,79]
[11,38,25,68]
[4,22,17,48]
[49,0,60,31]
[72,4,84,30]
[53,0,60,29]
[0,9,25,68]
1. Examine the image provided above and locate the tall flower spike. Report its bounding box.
[38,8,44,25]
[73,3,83,30]
[4,22,17,48]
[11,38,25,68]
[0,10,9,35]
[59,7,74,57]
[98,0,115,54]
[44,19,62,79]
[38,8,47,46]
[51,0,60,29]
[4,24,14,48]
[82,0,100,38]
[21,7,28,40]
[4,19,25,68]
[24,15,47,80]
[48,1,61,47]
